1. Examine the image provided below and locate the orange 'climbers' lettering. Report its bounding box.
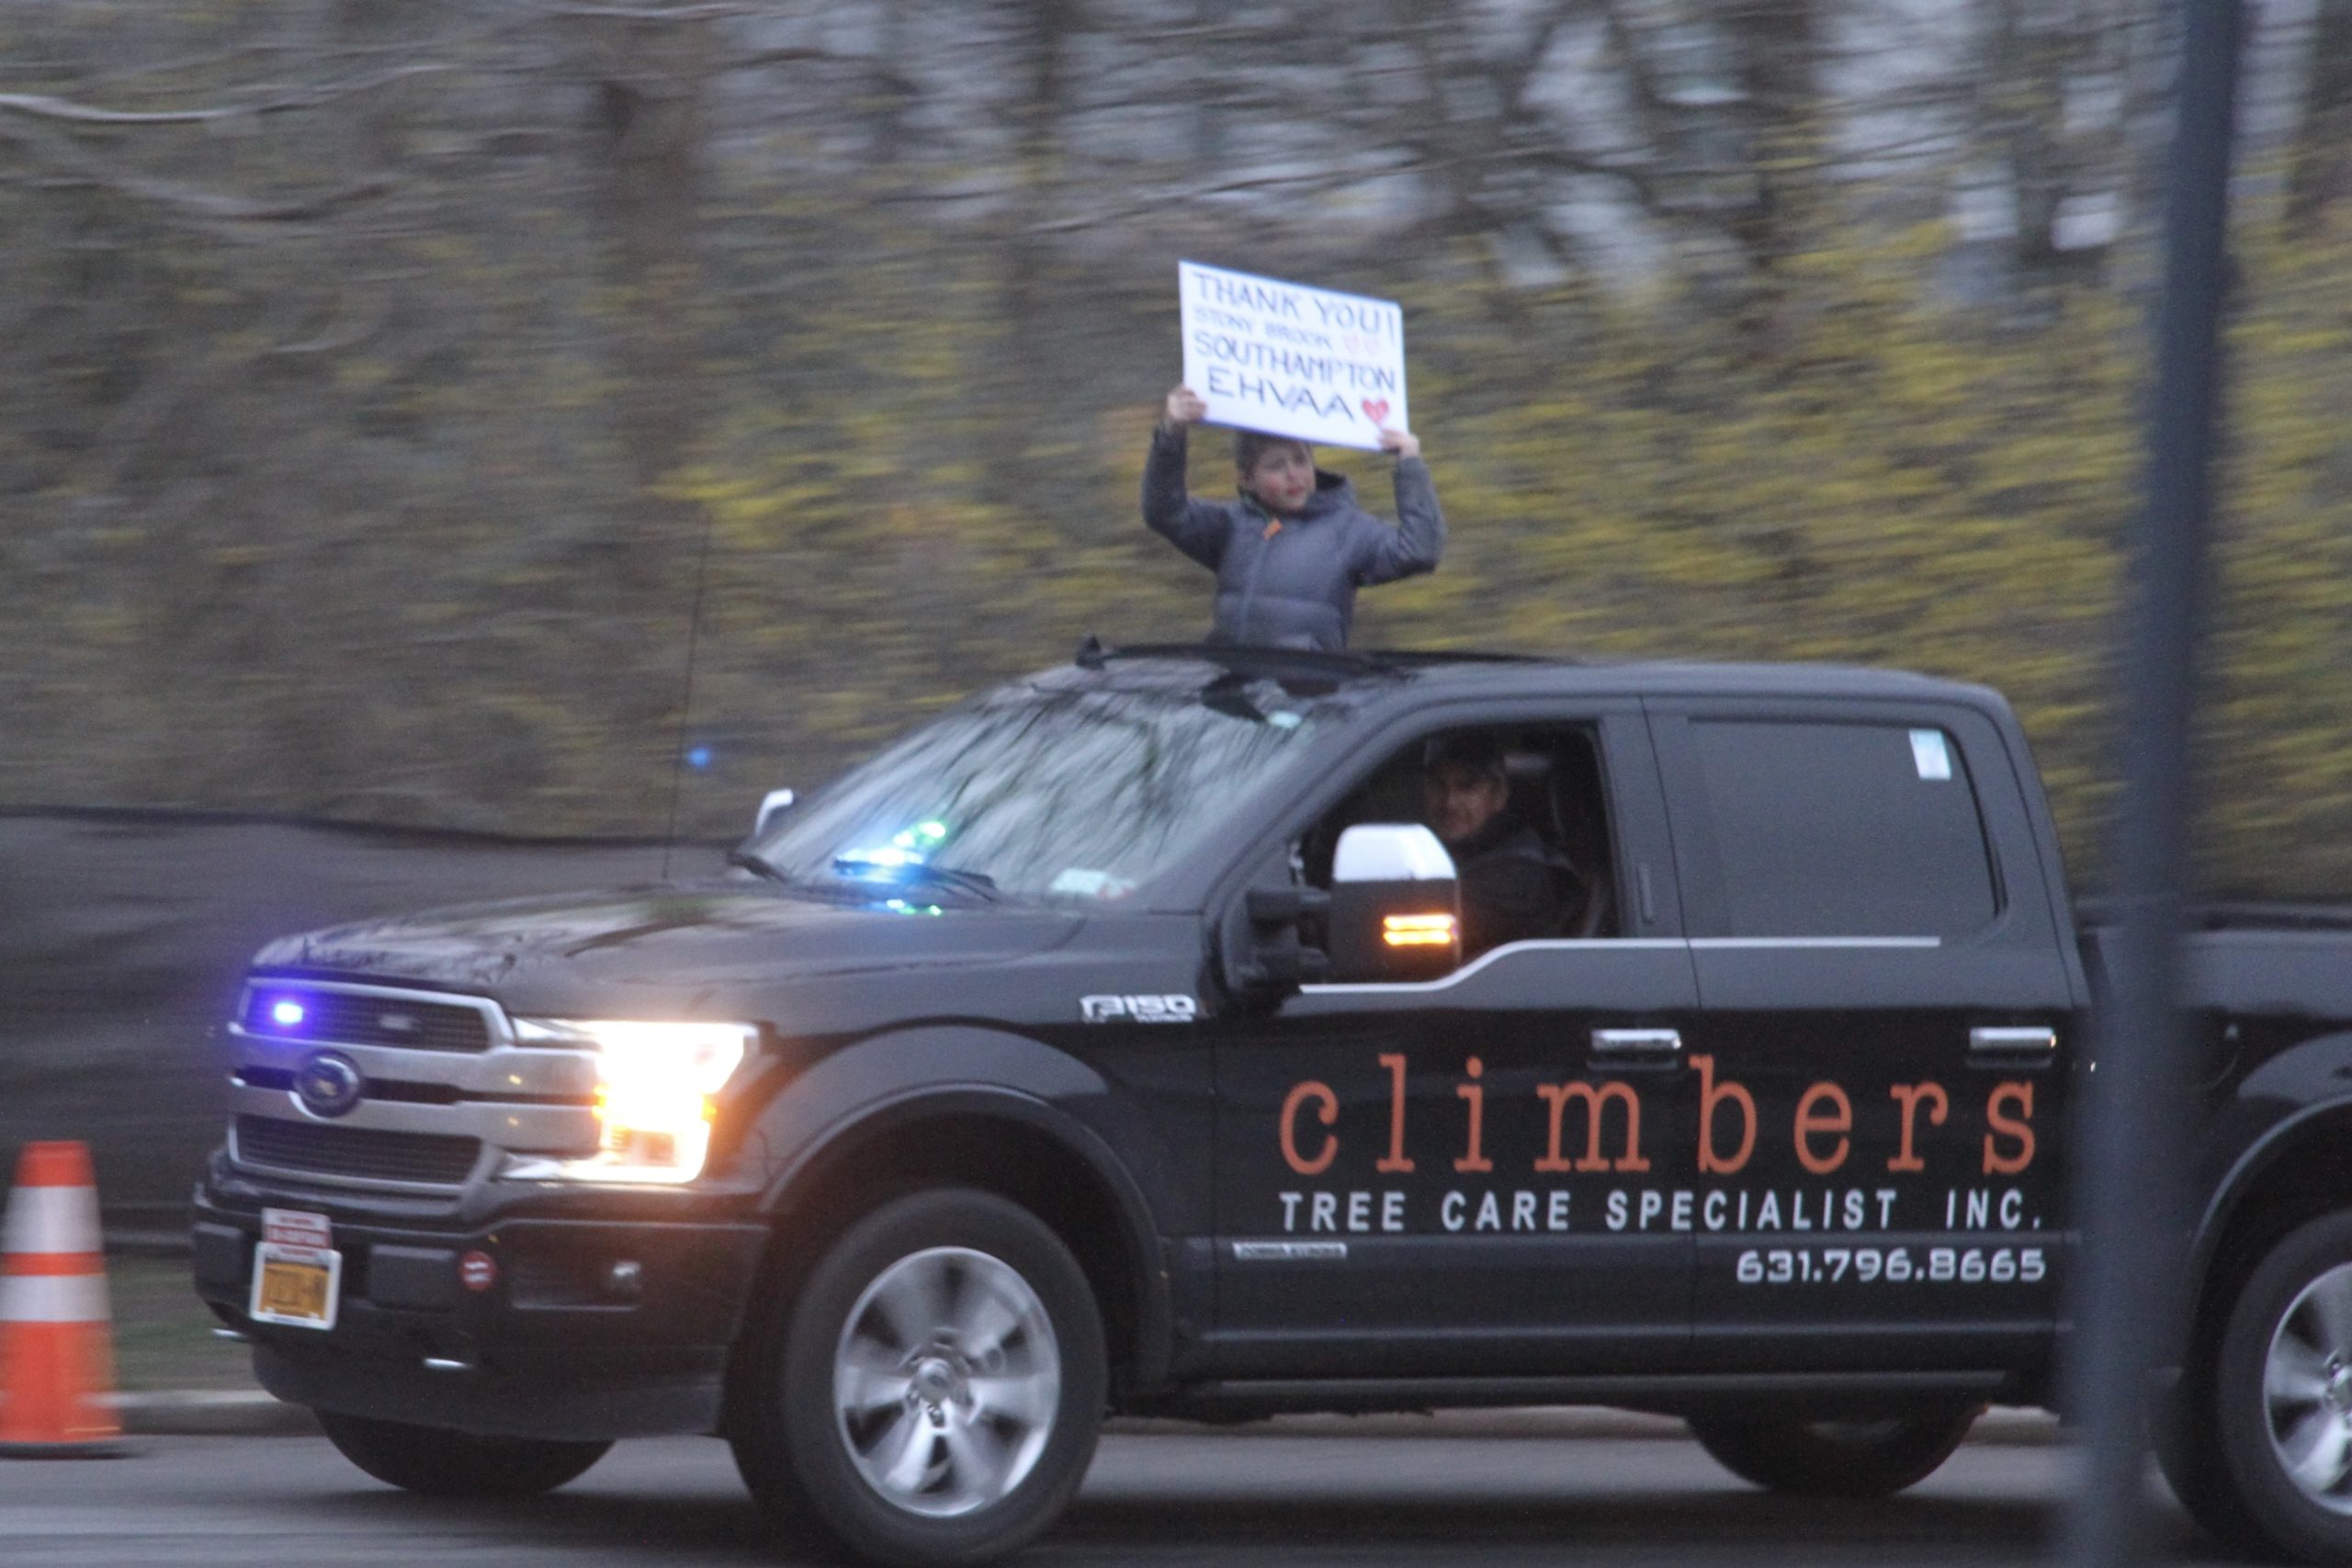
[1534,1080,1649,1172]
[1280,1080,1339,1176]
[1983,1081,2036,1175]
[1793,1082,1852,1175]
[1454,1057,1493,1173]
[1887,1082,1949,1173]
[1376,1053,1414,1173]
[1693,1055,1757,1176]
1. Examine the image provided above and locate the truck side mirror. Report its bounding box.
[1234,884,1331,998]
[752,787,797,839]
[1327,824,1462,984]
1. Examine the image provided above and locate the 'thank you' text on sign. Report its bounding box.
[1179,262,1408,451]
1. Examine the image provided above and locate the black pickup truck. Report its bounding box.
[193,645,2352,1565]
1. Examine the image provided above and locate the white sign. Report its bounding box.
[1179,261,1408,451]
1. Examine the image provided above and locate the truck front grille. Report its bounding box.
[225,980,593,1192]
[240,987,493,1053]
[233,1115,482,1187]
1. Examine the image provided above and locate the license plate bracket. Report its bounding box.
[247,1208,343,1330]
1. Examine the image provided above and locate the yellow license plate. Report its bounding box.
[248,1242,343,1330]
[258,1258,329,1317]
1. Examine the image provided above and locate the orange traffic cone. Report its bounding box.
[0,1141,122,1455]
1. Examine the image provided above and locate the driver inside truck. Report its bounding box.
[1422,733,1577,958]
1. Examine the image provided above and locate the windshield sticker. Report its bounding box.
[1910,728,1953,781]
[1050,869,1137,900]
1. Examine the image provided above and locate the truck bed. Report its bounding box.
[2079,900,2352,1018]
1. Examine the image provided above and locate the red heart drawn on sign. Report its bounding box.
[1361,398,1391,425]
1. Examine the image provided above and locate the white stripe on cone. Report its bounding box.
[0,1273,110,1325]
[2,1185,101,1258]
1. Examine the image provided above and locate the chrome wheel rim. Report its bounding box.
[832,1246,1060,1518]
[2266,1262,2352,1513]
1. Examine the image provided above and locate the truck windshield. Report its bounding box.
[749,671,1353,906]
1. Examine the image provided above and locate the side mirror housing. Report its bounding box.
[1327,824,1462,983]
[752,787,797,839]
[1232,885,1332,995]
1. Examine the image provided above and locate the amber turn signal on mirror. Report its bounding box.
[1383,912,1458,947]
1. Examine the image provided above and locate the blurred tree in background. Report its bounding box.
[1,0,2347,896]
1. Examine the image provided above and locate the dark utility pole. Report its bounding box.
[2063,4,2245,1566]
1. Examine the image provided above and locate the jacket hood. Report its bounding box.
[1305,468,1357,511]
[251,882,1083,1014]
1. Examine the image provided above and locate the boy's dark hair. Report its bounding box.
[1233,429,1312,475]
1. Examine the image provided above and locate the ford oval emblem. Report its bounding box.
[294,1050,366,1119]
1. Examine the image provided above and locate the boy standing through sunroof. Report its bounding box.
[1141,384,1444,652]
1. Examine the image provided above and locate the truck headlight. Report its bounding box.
[503,1019,754,1184]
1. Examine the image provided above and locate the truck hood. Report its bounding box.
[250,882,1085,1015]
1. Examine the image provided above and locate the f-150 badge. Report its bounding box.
[1081,995,1197,1024]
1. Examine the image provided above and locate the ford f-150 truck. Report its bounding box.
[194,645,2352,1565]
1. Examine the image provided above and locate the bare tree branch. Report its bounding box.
[1493,0,1585,121]
[723,45,889,73]
[523,1,746,19]
[0,64,454,129]
[266,292,393,358]
[0,115,395,228]
[79,41,330,86]
[1029,138,1662,235]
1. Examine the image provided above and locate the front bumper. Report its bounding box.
[192,1166,771,1441]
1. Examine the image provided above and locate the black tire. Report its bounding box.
[314,1410,611,1498]
[1689,1405,1982,1497]
[2156,1354,2267,1552]
[729,1189,1107,1568]
[2208,1212,2352,1562]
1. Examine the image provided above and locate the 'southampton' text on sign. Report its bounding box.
[1178,261,1408,452]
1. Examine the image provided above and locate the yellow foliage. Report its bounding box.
[6,164,2352,897]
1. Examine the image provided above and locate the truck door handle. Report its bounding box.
[1969,1026,2058,1060]
[1591,1028,1682,1057]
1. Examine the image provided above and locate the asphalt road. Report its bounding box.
[0,1429,2223,1567]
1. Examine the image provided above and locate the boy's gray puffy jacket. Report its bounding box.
[1141,427,1445,651]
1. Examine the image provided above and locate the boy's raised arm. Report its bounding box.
[1141,386,1231,570]
[1360,426,1445,584]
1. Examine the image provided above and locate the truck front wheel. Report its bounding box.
[729,1189,1107,1568]
[1687,1406,1981,1497]
[314,1411,611,1497]
[2211,1212,2352,1562]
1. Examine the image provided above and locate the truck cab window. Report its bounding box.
[1301,724,1619,956]
[1687,719,1998,938]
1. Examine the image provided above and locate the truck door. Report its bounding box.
[1649,702,2076,1374]
[1207,706,1702,1380]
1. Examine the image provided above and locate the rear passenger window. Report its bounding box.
[1689,721,1997,938]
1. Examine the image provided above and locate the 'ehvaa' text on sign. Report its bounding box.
[1179,262,1408,451]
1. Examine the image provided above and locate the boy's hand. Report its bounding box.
[1161,386,1207,431]
[1379,426,1421,460]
